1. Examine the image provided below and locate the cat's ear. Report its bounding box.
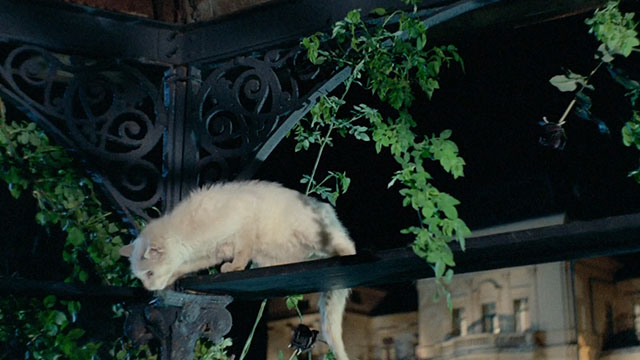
[143,246,163,260]
[119,244,135,258]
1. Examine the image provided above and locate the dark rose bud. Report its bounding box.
[538,119,567,150]
[289,324,319,352]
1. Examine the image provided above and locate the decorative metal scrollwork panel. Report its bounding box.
[0,44,167,222]
[193,47,322,183]
[0,42,331,225]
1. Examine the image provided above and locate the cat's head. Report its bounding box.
[119,225,179,290]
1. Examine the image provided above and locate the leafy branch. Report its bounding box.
[547,1,640,180]
[298,0,470,306]
[0,99,134,286]
[0,98,233,359]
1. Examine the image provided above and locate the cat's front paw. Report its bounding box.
[220,263,240,273]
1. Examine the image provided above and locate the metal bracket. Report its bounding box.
[125,291,233,360]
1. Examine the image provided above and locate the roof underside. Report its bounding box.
[44,0,607,27]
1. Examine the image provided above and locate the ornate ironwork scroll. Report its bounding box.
[0,43,330,223]
[0,44,167,221]
[192,47,322,184]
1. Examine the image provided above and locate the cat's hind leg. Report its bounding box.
[329,229,356,256]
[316,202,356,256]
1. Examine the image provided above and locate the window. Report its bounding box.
[605,303,614,339]
[350,291,362,304]
[514,298,530,332]
[482,302,497,333]
[451,308,465,336]
[634,303,640,339]
[298,300,310,311]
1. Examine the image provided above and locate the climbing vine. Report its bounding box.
[0,295,100,360]
[0,99,132,286]
[296,0,469,306]
[0,99,233,358]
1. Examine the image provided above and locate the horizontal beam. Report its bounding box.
[179,212,640,300]
[3,212,639,302]
[0,0,608,66]
[0,277,149,302]
[429,0,607,39]
[0,0,181,65]
[181,0,438,64]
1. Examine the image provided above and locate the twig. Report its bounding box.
[239,299,267,360]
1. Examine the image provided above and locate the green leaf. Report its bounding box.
[370,8,386,16]
[66,227,84,246]
[436,193,460,219]
[67,328,84,340]
[107,223,119,234]
[434,260,445,278]
[444,269,454,284]
[549,74,579,92]
[35,212,48,225]
[45,323,59,337]
[78,270,88,282]
[44,295,57,308]
[346,9,361,24]
[285,294,303,310]
[53,311,67,326]
[416,33,426,50]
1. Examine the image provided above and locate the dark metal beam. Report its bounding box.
[0,276,149,301]
[180,0,450,64]
[179,212,640,300]
[3,212,640,302]
[429,0,608,39]
[0,0,609,67]
[0,0,181,65]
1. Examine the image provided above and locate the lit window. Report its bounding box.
[514,298,530,332]
[482,302,497,333]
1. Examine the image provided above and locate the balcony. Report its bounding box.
[418,331,532,359]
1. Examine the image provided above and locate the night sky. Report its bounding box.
[257,9,640,253]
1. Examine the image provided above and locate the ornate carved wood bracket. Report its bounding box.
[124,291,233,360]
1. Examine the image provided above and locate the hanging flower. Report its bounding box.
[538,117,567,150]
[289,324,319,353]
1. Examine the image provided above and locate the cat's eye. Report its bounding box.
[145,271,154,278]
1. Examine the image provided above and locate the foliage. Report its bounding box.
[586,1,640,57]
[0,99,132,286]
[109,338,158,360]
[547,1,640,181]
[195,337,233,360]
[0,98,233,358]
[0,295,99,360]
[297,2,470,299]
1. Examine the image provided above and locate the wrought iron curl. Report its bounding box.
[0,45,168,222]
[193,47,323,183]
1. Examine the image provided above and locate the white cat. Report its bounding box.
[119,180,356,360]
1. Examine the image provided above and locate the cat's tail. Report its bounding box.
[315,200,355,359]
[318,288,350,360]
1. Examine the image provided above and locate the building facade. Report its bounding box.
[266,216,640,360]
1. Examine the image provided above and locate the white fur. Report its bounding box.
[120,180,355,360]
